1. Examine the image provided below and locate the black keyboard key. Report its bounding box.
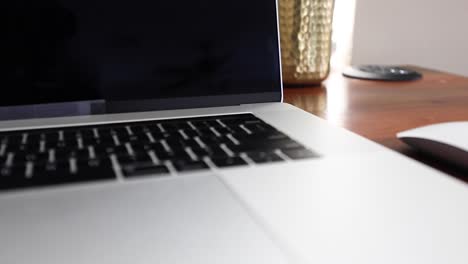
[26,133,41,143]
[3,144,22,154]
[276,140,304,149]
[240,131,288,140]
[197,128,220,138]
[228,138,302,153]
[247,151,284,164]
[117,153,153,165]
[182,129,199,138]
[281,148,319,160]
[78,129,95,139]
[137,142,175,160]
[207,145,230,158]
[79,158,112,170]
[15,151,49,164]
[93,145,128,156]
[151,132,170,140]
[53,149,90,162]
[122,163,169,178]
[265,132,289,140]
[157,151,176,161]
[172,159,209,172]
[173,148,193,160]
[37,161,69,176]
[55,140,69,149]
[70,149,92,159]
[230,126,251,136]
[165,138,186,151]
[42,132,60,142]
[130,125,149,135]
[63,131,78,140]
[125,135,144,143]
[205,120,222,128]
[209,126,231,135]
[112,127,130,136]
[0,165,26,178]
[132,142,157,153]
[113,132,141,143]
[189,146,209,157]
[212,157,247,168]
[197,135,221,145]
[0,166,28,190]
[222,117,257,126]
[50,139,79,149]
[98,134,117,144]
[81,137,100,146]
[184,139,202,148]
[190,120,209,130]
[161,123,179,132]
[97,128,114,137]
[75,159,115,180]
[243,123,271,134]
[4,135,22,145]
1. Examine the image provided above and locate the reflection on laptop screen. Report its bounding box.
[5,0,281,107]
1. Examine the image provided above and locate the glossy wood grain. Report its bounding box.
[284,66,468,179]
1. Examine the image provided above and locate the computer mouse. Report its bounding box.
[343,65,422,81]
[397,122,468,170]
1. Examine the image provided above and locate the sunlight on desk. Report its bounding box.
[323,72,350,127]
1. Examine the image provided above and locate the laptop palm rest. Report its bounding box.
[220,155,468,264]
[0,175,287,264]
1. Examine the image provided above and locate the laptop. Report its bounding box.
[3,0,468,263]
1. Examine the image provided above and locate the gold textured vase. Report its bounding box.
[279,0,335,85]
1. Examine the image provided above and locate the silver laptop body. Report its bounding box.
[2,1,468,263]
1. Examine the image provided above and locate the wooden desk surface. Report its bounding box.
[284,66,468,180]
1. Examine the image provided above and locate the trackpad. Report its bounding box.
[0,175,288,264]
[220,156,468,264]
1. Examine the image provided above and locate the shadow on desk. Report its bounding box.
[378,138,468,183]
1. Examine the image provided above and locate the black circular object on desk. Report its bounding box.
[343,65,422,81]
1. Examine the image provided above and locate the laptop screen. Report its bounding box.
[4,0,281,112]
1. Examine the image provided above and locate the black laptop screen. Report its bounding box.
[4,0,281,108]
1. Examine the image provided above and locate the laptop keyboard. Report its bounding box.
[0,114,318,191]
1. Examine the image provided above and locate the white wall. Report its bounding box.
[351,0,468,76]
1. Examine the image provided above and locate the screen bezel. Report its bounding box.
[1,0,283,122]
